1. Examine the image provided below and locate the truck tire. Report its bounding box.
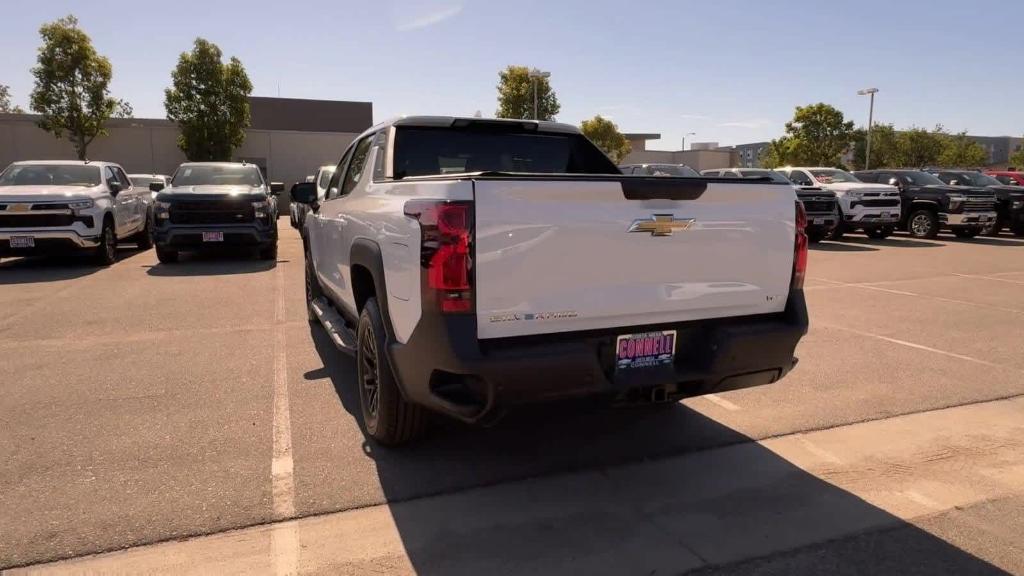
[1013,224,1024,237]
[305,252,324,322]
[259,242,278,261]
[92,218,117,266]
[982,217,1002,236]
[132,213,154,250]
[806,229,827,243]
[865,226,893,239]
[954,228,979,239]
[828,220,845,241]
[907,209,939,239]
[357,297,425,446]
[156,246,178,263]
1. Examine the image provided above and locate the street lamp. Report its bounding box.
[682,132,696,151]
[857,88,879,169]
[528,68,551,120]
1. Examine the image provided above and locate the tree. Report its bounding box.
[495,65,560,121]
[579,115,631,163]
[164,38,252,161]
[29,15,129,160]
[850,123,899,170]
[896,125,946,167]
[938,132,988,168]
[759,136,798,169]
[0,85,25,113]
[783,103,855,167]
[1009,138,1024,170]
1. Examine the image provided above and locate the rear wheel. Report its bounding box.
[92,219,117,266]
[907,210,939,239]
[133,213,154,250]
[357,297,426,446]
[156,246,178,263]
[954,228,979,239]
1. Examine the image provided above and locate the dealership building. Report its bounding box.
[0,97,372,196]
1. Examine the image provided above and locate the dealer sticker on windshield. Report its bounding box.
[616,330,677,370]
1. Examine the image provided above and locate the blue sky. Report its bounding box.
[1,0,1021,149]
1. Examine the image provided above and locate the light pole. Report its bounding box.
[528,68,550,120]
[682,132,696,150]
[857,88,879,169]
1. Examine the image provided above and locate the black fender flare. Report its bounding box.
[910,199,940,212]
[349,238,397,342]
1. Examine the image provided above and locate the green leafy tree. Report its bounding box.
[896,125,946,167]
[783,103,855,166]
[29,15,130,160]
[579,115,631,163]
[164,38,252,161]
[1009,138,1024,169]
[0,85,25,113]
[938,132,988,168]
[850,123,899,170]
[759,136,798,169]
[495,65,560,121]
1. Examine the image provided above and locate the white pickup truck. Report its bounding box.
[0,160,153,264]
[775,167,901,240]
[293,117,809,445]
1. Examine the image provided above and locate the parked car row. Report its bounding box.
[0,160,283,264]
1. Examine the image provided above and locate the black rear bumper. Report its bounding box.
[387,291,808,423]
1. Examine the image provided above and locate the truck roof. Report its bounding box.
[367,116,581,136]
[10,159,119,167]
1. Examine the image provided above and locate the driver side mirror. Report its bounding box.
[949,179,960,186]
[887,178,900,188]
[149,182,165,193]
[290,182,318,205]
[108,182,122,196]
[270,182,284,195]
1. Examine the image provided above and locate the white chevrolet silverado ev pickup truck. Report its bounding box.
[0,160,153,265]
[292,117,809,445]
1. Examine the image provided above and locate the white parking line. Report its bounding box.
[795,435,843,464]
[703,393,741,411]
[952,273,1024,285]
[824,324,1002,369]
[812,279,1024,316]
[271,264,298,575]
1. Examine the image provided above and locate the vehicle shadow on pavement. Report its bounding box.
[0,247,147,285]
[939,235,1024,247]
[842,235,944,249]
[145,250,277,276]
[808,242,877,252]
[308,326,1007,575]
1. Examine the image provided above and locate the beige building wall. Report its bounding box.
[622,148,737,171]
[0,114,359,210]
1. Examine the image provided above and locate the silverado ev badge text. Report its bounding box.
[627,214,696,236]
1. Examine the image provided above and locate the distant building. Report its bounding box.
[720,142,770,168]
[622,133,736,171]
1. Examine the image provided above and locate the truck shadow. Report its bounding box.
[0,247,147,285]
[938,235,1024,247]
[842,235,943,248]
[145,250,278,276]
[809,242,877,252]
[307,325,1006,575]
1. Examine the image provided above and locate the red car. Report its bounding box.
[985,170,1024,186]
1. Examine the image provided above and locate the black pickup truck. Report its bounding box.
[150,162,282,262]
[853,169,998,239]
[926,169,1024,236]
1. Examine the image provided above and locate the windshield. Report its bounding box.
[317,168,335,189]
[809,169,860,184]
[171,165,263,187]
[739,170,791,183]
[129,176,163,188]
[649,165,699,177]
[900,171,946,186]
[940,172,1000,187]
[392,126,619,178]
[0,164,102,187]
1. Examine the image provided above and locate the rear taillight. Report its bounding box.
[404,200,474,313]
[792,200,808,290]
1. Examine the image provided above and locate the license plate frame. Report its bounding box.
[812,217,824,225]
[881,211,891,219]
[202,232,224,242]
[9,236,35,248]
[615,330,677,371]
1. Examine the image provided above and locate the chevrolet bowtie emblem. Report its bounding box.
[627,214,695,236]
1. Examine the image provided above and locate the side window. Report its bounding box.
[340,135,374,197]
[855,172,876,183]
[104,167,120,187]
[371,131,388,181]
[326,144,357,200]
[877,172,897,186]
[115,167,131,188]
[995,175,1013,185]
[789,170,812,186]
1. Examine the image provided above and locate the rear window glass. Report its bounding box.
[392,126,619,178]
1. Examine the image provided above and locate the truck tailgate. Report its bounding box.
[473,178,796,339]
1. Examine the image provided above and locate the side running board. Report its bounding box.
[311,297,357,355]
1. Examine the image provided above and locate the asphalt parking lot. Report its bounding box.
[2,224,1023,574]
